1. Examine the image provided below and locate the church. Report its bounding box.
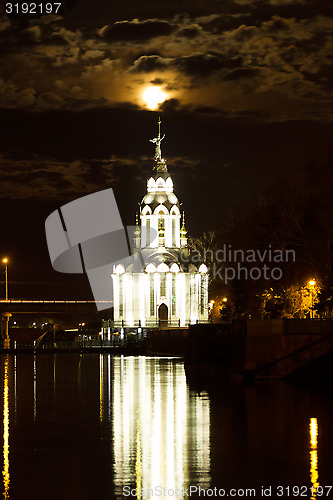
[111,119,209,329]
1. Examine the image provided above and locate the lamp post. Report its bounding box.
[2,258,8,300]
[209,300,215,322]
[2,258,11,347]
[308,279,316,319]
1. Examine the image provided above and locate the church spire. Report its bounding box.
[180,212,187,247]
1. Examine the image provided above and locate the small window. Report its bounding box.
[119,275,123,316]
[146,218,151,246]
[172,274,176,315]
[172,218,176,245]
[150,275,155,316]
[160,273,166,296]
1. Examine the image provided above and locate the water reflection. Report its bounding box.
[104,356,210,498]
[2,355,10,500]
[310,418,319,499]
[33,355,37,422]
[1,354,333,500]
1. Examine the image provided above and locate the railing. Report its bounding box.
[0,338,144,350]
[111,319,210,329]
[0,299,112,304]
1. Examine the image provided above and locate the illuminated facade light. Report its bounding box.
[112,121,209,328]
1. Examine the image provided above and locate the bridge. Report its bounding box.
[0,299,113,344]
[0,299,112,314]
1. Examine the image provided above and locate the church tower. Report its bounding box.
[112,119,209,329]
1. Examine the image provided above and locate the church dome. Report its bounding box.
[145,248,179,266]
[141,191,179,211]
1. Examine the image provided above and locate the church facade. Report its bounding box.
[112,120,209,329]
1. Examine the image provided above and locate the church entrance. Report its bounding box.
[158,303,168,327]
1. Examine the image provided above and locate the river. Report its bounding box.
[1,354,332,500]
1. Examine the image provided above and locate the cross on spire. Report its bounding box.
[150,117,165,161]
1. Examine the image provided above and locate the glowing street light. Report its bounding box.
[209,300,215,322]
[308,279,316,319]
[2,258,8,300]
[222,297,228,302]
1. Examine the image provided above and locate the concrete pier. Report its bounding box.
[185,319,333,382]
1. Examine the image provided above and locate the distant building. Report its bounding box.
[111,119,209,330]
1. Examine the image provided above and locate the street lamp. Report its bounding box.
[308,279,316,319]
[209,300,215,322]
[2,258,8,300]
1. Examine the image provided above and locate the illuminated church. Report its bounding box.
[112,119,209,329]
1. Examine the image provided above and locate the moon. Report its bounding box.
[142,86,167,110]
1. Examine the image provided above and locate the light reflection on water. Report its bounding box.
[108,356,210,498]
[1,354,333,500]
[2,355,10,500]
[310,418,319,499]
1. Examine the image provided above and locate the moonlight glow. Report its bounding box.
[142,87,167,110]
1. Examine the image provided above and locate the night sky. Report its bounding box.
[0,0,333,299]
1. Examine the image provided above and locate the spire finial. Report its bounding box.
[134,212,141,238]
[150,117,165,161]
[181,212,187,234]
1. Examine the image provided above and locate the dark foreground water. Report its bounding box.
[1,354,333,500]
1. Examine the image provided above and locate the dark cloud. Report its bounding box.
[130,52,244,79]
[175,52,244,78]
[223,67,260,80]
[130,54,170,72]
[0,153,146,200]
[150,77,164,84]
[176,25,202,38]
[0,4,332,118]
[100,19,174,41]
[160,98,182,113]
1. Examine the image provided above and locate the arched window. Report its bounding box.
[199,263,208,274]
[146,263,156,273]
[156,177,165,190]
[157,263,169,272]
[147,177,155,191]
[165,177,173,191]
[115,264,125,274]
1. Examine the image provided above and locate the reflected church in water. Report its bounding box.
[100,356,211,496]
[1,353,328,500]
